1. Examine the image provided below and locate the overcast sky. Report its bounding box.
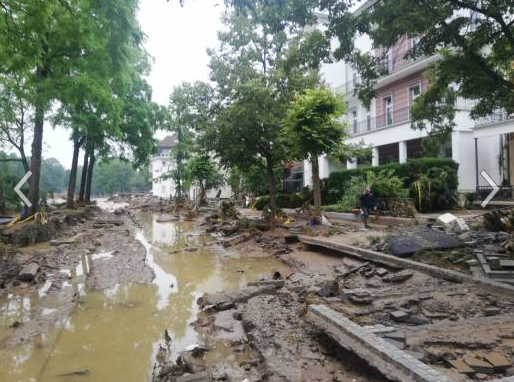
[42,0,223,168]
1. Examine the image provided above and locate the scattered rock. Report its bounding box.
[483,353,511,372]
[382,270,414,283]
[18,262,39,281]
[390,310,410,322]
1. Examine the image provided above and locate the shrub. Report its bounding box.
[321,158,459,212]
[410,166,458,211]
[254,193,305,210]
[338,170,408,209]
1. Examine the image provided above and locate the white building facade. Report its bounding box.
[151,135,177,199]
[303,6,514,197]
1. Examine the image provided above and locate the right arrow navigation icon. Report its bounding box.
[480,170,499,208]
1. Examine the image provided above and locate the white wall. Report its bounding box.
[151,157,176,198]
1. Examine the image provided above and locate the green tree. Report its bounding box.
[321,0,514,136]
[41,157,67,194]
[285,88,346,218]
[184,155,224,205]
[0,0,145,213]
[207,2,322,218]
[167,82,215,198]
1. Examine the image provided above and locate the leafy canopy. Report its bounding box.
[285,87,346,160]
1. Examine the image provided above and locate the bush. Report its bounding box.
[321,158,458,212]
[338,170,408,209]
[410,166,458,211]
[255,193,305,210]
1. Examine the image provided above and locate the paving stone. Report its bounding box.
[384,331,406,343]
[483,353,511,371]
[385,338,405,350]
[448,360,475,376]
[176,372,210,382]
[391,310,410,322]
[464,357,495,374]
[18,262,39,281]
[500,260,514,269]
[404,350,425,361]
[484,307,501,317]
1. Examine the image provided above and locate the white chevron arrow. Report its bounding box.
[480,170,499,208]
[14,171,32,208]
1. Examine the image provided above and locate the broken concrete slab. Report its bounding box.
[198,285,279,310]
[483,353,512,372]
[306,304,454,382]
[18,262,39,281]
[390,310,410,322]
[464,357,495,374]
[437,213,470,232]
[388,228,463,257]
[222,232,253,248]
[176,373,210,382]
[449,359,475,376]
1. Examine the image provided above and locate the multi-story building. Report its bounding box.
[150,134,177,198]
[303,5,514,197]
[150,134,232,200]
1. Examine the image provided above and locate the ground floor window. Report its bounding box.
[378,143,399,165]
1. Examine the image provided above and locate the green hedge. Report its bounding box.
[321,158,459,209]
[255,193,305,210]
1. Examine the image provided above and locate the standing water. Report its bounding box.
[0,211,290,382]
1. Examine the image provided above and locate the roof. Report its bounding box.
[158,134,177,148]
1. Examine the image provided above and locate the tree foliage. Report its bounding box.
[320,0,514,135]
[184,155,224,205]
[207,1,323,215]
[285,87,346,216]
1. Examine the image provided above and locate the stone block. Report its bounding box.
[483,353,511,372]
[464,357,495,374]
[448,360,475,376]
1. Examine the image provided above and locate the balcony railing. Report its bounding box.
[475,111,514,127]
[348,106,411,136]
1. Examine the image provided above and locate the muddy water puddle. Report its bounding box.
[0,212,290,382]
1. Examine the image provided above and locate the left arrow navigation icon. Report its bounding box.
[14,171,32,208]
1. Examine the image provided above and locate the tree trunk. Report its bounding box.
[66,135,81,209]
[85,151,95,204]
[28,102,44,215]
[19,148,30,175]
[311,154,322,220]
[78,147,89,203]
[265,156,277,224]
[199,182,207,206]
[0,171,6,215]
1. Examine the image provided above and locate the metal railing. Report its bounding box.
[348,105,411,135]
[475,111,514,127]
[477,185,513,200]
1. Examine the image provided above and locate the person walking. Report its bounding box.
[360,188,375,228]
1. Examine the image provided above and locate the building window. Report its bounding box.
[351,109,358,134]
[409,83,421,105]
[383,96,393,125]
[366,109,372,131]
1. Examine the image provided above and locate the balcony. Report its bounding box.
[474,111,514,127]
[348,106,411,136]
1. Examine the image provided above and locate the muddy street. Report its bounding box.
[0,201,290,382]
[3,196,514,382]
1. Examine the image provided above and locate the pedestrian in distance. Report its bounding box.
[360,188,375,228]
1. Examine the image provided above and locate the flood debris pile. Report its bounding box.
[154,272,389,382]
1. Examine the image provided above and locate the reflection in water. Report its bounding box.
[0,212,290,382]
